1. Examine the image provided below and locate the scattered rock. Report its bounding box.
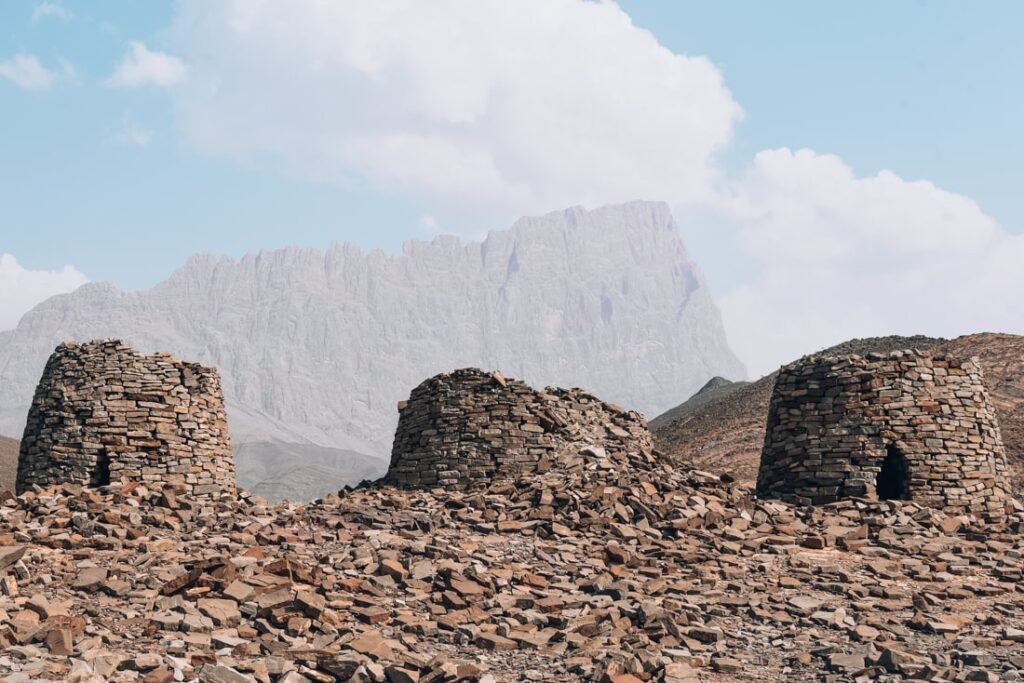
[4,419,1024,681]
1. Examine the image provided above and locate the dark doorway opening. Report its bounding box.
[90,451,111,487]
[877,444,910,501]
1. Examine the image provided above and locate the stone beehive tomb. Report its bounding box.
[17,339,235,498]
[386,368,654,488]
[757,350,1009,520]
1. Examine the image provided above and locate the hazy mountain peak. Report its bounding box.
[0,201,743,499]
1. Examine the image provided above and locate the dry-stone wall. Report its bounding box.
[757,350,1009,520]
[386,368,654,488]
[17,339,235,498]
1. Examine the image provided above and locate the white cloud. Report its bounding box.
[107,41,187,88]
[57,58,78,82]
[32,1,72,22]
[161,1,1024,374]
[0,54,54,90]
[720,148,1024,375]
[169,0,740,217]
[108,114,153,147]
[0,254,88,331]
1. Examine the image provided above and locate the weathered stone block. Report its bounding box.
[17,339,236,499]
[756,350,1009,521]
[385,368,653,489]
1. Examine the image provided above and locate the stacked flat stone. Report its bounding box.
[17,339,235,498]
[386,368,653,488]
[757,349,1010,520]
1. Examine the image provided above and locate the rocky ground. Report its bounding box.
[651,334,1024,489]
[3,440,1024,682]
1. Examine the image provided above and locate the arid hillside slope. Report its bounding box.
[652,333,1024,486]
[0,435,16,493]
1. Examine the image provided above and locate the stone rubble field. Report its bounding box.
[2,446,1024,682]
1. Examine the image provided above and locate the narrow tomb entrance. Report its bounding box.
[90,450,111,487]
[876,444,910,501]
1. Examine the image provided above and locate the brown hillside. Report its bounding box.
[0,434,17,493]
[938,333,1024,479]
[651,333,1024,487]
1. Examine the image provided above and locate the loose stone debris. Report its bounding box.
[4,444,1024,681]
[4,363,1024,681]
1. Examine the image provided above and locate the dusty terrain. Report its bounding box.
[652,333,1024,488]
[2,334,1022,681]
[3,444,1024,681]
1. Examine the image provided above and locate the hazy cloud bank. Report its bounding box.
[5,1,1019,375]
[161,0,1021,375]
[0,254,88,331]
[169,0,740,213]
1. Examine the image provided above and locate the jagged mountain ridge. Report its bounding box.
[0,201,745,499]
[647,375,750,433]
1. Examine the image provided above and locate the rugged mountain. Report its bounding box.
[0,435,16,492]
[651,335,949,484]
[0,201,744,500]
[647,375,749,433]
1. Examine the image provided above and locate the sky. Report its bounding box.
[2,0,1022,375]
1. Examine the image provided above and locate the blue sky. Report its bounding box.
[2,1,1023,372]
[0,1,423,285]
[622,1,1023,232]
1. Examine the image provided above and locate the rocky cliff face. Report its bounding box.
[0,201,744,498]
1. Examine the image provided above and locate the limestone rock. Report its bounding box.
[0,201,744,500]
[3,428,1024,681]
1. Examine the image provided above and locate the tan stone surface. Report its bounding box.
[0,435,17,494]
[1,444,1024,680]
